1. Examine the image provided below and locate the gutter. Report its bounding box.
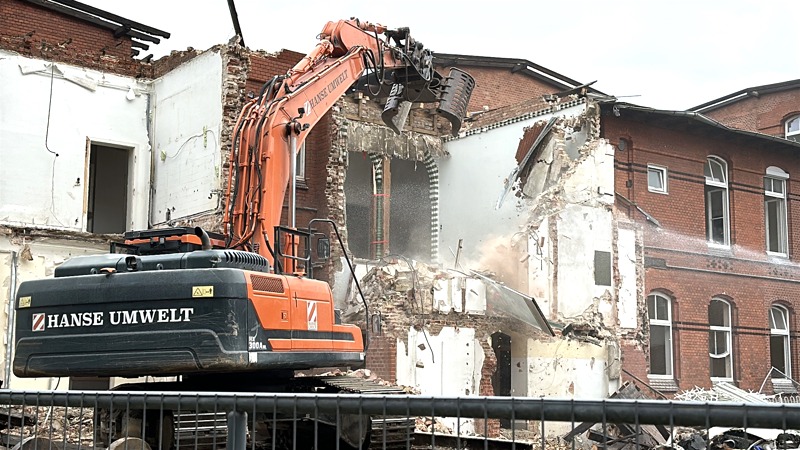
[611,103,800,149]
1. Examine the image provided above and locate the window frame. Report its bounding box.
[647,164,668,194]
[765,167,789,256]
[770,305,791,379]
[785,115,800,142]
[295,141,306,181]
[647,292,674,378]
[705,156,730,247]
[709,298,733,382]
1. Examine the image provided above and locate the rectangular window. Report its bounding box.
[770,306,791,378]
[648,293,673,377]
[295,142,306,181]
[709,299,733,380]
[706,187,728,245]
[594,251,611,286]
[765,177,788,255]
[647,165,668,193]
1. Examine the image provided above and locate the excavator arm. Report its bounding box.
[223,18,474,265]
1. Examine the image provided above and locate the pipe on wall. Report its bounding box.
[4,251,18,386]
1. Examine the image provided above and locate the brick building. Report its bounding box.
[466,93,800,399]
[604,102,800,393]
[690,79,800,141]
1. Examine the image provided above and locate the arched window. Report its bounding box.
[705,156,730,246]
[647,292,673,377]
[785,115,800,142]
[765,167,789,255]
[709,298,733,380]
[770,305,791,378]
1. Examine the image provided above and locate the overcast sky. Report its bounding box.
[85,0,800,111]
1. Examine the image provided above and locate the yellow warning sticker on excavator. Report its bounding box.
[19,296,31,308]
[192,286,214,298]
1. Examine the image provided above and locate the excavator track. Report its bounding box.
[317,376,417,450]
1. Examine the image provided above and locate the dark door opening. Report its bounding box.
[491,331,512,427]
[87,144,129,234]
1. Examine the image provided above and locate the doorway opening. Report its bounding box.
[87,143,131,234]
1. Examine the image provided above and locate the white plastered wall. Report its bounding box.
[527,337,616,435]
[150,50,224,224]
[0,50,151,232]
[617,228,639,329]
[438,104,586,270]
[0,49,227,389]
[0,238,107,389]
[396,326,484,434]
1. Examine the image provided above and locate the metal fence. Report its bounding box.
[1,390,800,450]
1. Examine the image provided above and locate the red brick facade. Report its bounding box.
[0,0,149,77]
[605,106,800,392]
[696,86,800,138]
[434,63,568,114]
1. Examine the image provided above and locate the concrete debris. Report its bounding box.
[565,382,669,449]
[315,368,420,394]
[0,405,94,448]
[342,258,445,325]
[559,304,613,344]
[415,417,452,434]
[658,428,800,450]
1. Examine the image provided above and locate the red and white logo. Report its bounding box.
[307,302,318,331]
[32,313,46,332]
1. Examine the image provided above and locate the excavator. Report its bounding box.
[11,18,474,450]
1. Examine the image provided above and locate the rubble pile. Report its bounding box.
[343,258,447,322]
[415,417,452,434]
[0,405,94,447]
[315,368,420,394]
[345,258,452,317]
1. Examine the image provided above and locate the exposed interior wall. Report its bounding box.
[396,326,484,396]
[616,226,641,330]
[527,337,620,436]
[513,110,633,330]
[396,326,485,435]
[438,103,587,273]
[0,50,151,232]
[0,230,109,389]
[150,49,224,226]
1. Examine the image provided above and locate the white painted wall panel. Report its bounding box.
[396,326,483,396]
[0,237,106,389]
[617,228,639,329]
[556,205,613,319]
[150,50,224,224]
[0,51,150,231]
[438,105,586,267]
[528,338,612,436]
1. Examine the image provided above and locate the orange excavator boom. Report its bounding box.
[222,19,474,264]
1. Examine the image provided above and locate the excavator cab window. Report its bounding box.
[316,235,331,260]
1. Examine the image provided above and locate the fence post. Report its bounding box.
[227,410,247,450]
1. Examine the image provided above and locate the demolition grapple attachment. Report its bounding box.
[380,67,475,136]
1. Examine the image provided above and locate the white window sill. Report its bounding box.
[767,251,789,258]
